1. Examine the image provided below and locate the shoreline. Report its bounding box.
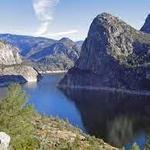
[58,84,150,96]
[39,70,67,74]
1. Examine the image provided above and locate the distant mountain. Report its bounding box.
[0,34,82,72]
[141,14,150,34]
[30,38,79,60]
[32,38,81,72]
[0,34,56,57]
[0,41,38,86]
[59,13,150,91]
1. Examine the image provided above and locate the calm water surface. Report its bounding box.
[1,74,150,150]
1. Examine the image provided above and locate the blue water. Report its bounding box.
[1,74,150,149]
[23,74,85,130]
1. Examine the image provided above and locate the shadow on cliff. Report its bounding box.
[60,88,150,148]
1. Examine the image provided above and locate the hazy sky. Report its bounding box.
[0,0,149,41]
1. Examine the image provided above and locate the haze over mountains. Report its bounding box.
[59,13,150,91]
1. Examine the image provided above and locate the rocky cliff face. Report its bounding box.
[0,41,38,85]
[0,41,22,65]
[59,13,150,91]
[141,14,150,34]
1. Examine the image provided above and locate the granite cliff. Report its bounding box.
[0,41,38,86]
[141,14,150,34]
[59,13,150,91]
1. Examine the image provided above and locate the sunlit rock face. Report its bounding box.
[0,41,22,65]
[59,13,150,91]
[0,66,38,83]
[141,14,150,34]
[0,41,38,85]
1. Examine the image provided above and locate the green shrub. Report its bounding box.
[0,84,39,150]
[130,143,140,150]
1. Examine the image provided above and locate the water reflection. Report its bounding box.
[23,74,85,130]
[0,87,7,99]
[61,88,150,149]
[24,82,38,89]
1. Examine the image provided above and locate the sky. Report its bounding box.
[0,0,149,41]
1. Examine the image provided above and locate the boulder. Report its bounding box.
[0,132,10,150]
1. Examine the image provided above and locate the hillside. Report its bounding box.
[0,85,118,150]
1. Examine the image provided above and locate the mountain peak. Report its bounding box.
[88,12,134,39]
[96,12,116,19]
[95,12,122,24]
[59,37,75,48]
[59,37,74,43]
[141,14,150,34]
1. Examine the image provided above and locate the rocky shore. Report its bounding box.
[38,70,67,74]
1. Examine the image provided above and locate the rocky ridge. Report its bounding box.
[0,34,56,57]
[32,38,81,72]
